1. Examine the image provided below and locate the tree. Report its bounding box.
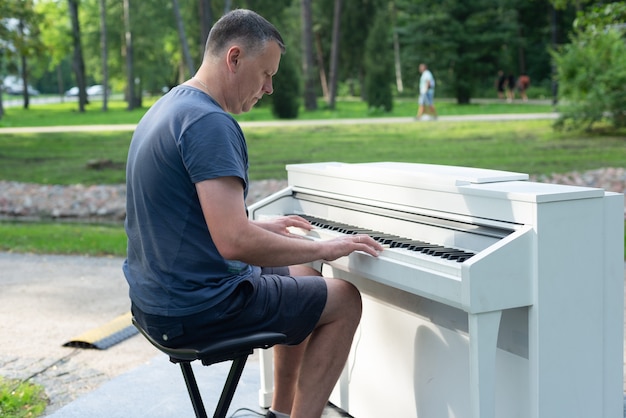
[123,0,137,109]
[364,9,394,112]
[173,0,194,79]
[0,0,44,110]
[198,0,213,50]
[399,0,519,104]
[68,0,88,112]
[36,0,73,98]
[301,0,317,110]
[271,51,300,119]
[327,0,342,109]
[552,2,626,130]
[339,0,383,98]
[99,0,109,111]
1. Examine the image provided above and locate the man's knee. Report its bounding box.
[326,278,362,319]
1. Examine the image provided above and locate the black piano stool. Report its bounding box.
[132,317,286,418]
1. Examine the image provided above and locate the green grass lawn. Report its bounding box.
[1,120,624,184]
[0,98,623,258]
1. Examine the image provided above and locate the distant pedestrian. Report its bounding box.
[496,70,506,100]
[517,74,530,101]
[506,74,516,102]
[415,63,437,120]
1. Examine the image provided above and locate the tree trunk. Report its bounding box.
[0,55,3,119]
[17,19,30,109]
[19,48,29,109]
[301,0,317,110]
[68,0,87,112]
[123,0,136,110]
[314,32,329,101]
[391,1,403,94]
[198,0,212,52]
[173,0,194,78]
[327,0,342,109]
[99,0,108,111]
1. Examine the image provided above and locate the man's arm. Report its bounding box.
[196,176,383,267]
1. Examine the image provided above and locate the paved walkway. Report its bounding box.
[0,252,346,417]
[1,252,624,417]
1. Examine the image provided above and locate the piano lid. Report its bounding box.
[287,162,529,188]
[286,162,605,206]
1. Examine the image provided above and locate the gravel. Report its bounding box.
[0,168,624,221]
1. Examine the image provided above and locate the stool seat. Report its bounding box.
[132,317,285,418]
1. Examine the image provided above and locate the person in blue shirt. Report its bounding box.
[123,9,382,418]
[415,63,438,120]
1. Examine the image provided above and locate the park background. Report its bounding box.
[0,2,625,415]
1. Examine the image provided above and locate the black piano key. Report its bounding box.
[410,244,442,251]
[389,239,415,248]
[370,234,400,245]
[426,247,458,256]
[442,251,471,260]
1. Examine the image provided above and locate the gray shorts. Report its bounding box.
[418,90,434,106]
[132,266,328,348]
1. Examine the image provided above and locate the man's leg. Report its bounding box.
[416,105,425,118]
[429,104,437,118]
[271,265,362,418]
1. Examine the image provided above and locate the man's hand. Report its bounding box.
[324,233,383,260]
[253,214,313,236]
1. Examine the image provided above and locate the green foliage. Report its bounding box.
[271,52,301,119]
[398,0,520,103]
[0,377,47,418]
[552,3,626,130]
[364,9,394,112]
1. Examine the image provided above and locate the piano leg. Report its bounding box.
[258,347,274,408]
[468,310,502,418]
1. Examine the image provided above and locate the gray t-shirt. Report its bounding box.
[123,85,252,316]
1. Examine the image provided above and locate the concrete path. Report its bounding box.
[0,252,347,417]
[1,252,624,417]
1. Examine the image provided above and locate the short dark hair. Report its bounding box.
[205,9,285,58]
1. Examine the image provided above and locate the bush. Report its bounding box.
[271,52,300,119]
[552,4,626,130]
[364,10,394,112]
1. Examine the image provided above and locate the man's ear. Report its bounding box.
[226,46,241,73]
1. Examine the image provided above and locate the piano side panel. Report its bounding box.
[602,192,624,417]
[530,195,616,418]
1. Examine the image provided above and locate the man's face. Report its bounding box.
[230,41,282,114]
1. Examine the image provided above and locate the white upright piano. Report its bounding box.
[249,162,624,418]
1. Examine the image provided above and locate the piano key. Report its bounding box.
[290,213,474,264]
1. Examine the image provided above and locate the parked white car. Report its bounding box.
[65,86,80,96]
[4,83,39,96]
[86,85,107,96]
[65,85,109,97]
[2,76,39,96]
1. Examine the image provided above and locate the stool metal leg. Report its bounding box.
[214,356,249,418]
[180,362,209,418]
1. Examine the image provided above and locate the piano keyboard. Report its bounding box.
[291,214,476,263]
